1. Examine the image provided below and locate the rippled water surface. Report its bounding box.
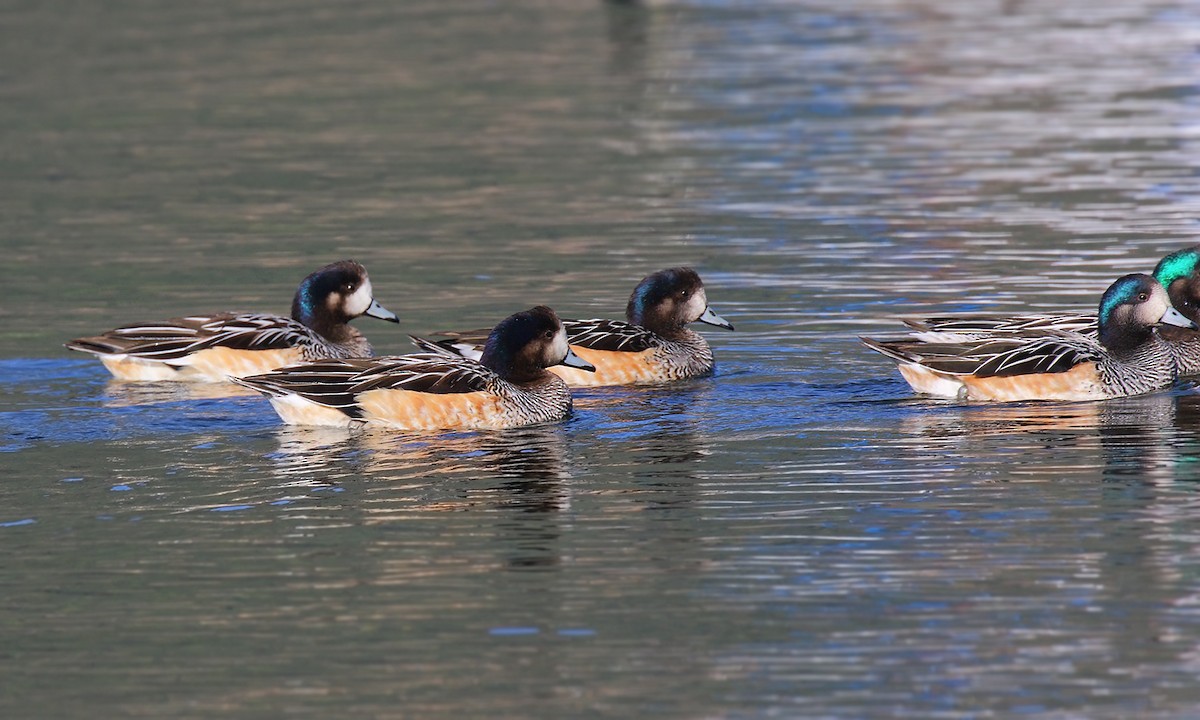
[6,1,1200,717]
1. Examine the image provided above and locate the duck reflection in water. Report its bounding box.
[260,380,716,568]
[604,0,650,78]
[898,390,1200,486]
[97,377,262,406]
[268,422,570,485]
[569,382,718,585]
[1097,390,1200,486]
[1090,391,1200,672]
[895,388,1200,676]
[265,422,572,569]
[579,382,711,462]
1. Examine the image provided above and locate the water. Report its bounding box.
[5,0,1200,716]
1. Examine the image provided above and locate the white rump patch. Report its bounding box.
[99,355,185,381]
[898,363,966,399]
[270,394,356,427]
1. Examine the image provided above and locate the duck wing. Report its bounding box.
[408,330,489,360]
[348,355,494,395]
[563,318,658,352]
[416,317,662,356]
[863,333,1100,377]
[67,313,314,360]
[905,313,1098,339]
[236,354,495,409]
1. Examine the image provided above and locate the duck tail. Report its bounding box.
[860,336,921,364]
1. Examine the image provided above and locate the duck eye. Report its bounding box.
[342,283,355,293]
[1137,292,1148,302]
[543,330,554,340]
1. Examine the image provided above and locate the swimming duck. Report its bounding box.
[410,267,733,386]
[862,274,1197,402]
[66,260,399,382]
[233,305,596,430]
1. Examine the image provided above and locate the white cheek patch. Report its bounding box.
[339,280,374,317]
[551,328,570,363]
[1148,298,1168,325]
[1136,287,1168,326]
[685,289,708,322]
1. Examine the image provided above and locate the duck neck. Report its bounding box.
[480,346,548,386]
[1098,323,1155,359]
[657,324,706,347]
[656,323,697,342]
[292,294,354,343]
[628,306,689,341]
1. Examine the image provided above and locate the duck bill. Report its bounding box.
[363,299,401,324]
[697,306,734,331]
[560,346,596,372]
[1160,305,1199,330]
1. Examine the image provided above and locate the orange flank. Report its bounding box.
[101,347,304,382]
[353,388,512,430]
[550,346,661,386]
[261,386,540,431]
[899,361,1105,402]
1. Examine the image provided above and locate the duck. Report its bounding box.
[905,245,1200,340]
[410,267,733,386]
[233,305,596,430]
[65,260,399,382]
[861,274,1198,402]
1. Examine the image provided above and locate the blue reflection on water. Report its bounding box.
[0,358,277,452]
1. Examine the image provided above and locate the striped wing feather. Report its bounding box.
[239,354,494,412]
[81,313,313,360]
[411,331,488,359]
[563,318,657,352]
[348,355,493,395]
[908,314,1098,337]
[429,328,490,347]
[867,334,1099,377]
[971,336,1099,377]
[235,358,372,411]
[426,318,660,356]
